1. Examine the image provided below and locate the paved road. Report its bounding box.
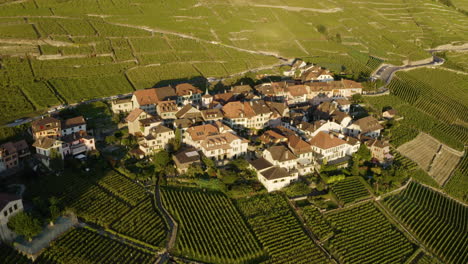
[365,56,444,96]
[2,93,133,128]
[374,56,444,84]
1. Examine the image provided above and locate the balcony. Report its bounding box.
[70,143,87,155]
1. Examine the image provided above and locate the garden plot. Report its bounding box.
[428,146,463,186]
[398,133,441,171]
[398,133,463,186]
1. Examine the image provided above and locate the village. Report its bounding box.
[0,56,460,263]
[0,60,402,247]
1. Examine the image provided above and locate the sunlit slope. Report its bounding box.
[0,0,467,123]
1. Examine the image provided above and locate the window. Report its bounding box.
[14,204,17,210]
[3,211,7,217]
[9,207,13,213]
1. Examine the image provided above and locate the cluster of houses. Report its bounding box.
[0,140,29,174]
[0,62,394,193]
[30,116,96,168]
[109,70,392,192]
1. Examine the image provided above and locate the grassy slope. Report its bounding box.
[0,0,467,123]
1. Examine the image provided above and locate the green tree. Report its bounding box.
[227,158,256,180]
[105,135,117,145]
[283,181,311,197]
[172,128,182,152]
[350,156,360,176]
[48,196,61,224]
[202,156,216,169]
[185,164,204,178]
[8,212,43,241]
[335,33,342,43]
[356,144,372,162]
[351,94,363,104]
[153,150,172,172]
[316,24,327,35]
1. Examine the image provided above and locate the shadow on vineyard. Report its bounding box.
[152,76,208,90]
[23,155,168,252]
[161,186,267,264]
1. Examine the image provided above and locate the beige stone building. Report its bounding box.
[111,98,133,114]
[138,125,175,155]
[31,117,61,140]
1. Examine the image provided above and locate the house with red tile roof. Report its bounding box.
[365,139,392,164]
[309,131,358,165]
[31,117,61,140]
[184,122,233,148]
[0,142,19,173]
[300,65,334,82]
[259,130,288,145]
[263,145,298,172]
[255,81,287,101]
[126,108,153,135]
[156,100,178,120]
[286,85,309,105]
[222,100,273,130]
[199,132,248,165]
[131,86,177,114]
[131,88,159,114]
[175,83,203,105]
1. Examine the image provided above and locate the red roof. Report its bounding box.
[176,83,202,96]
[134,88,159,106]
[310,131,347,149]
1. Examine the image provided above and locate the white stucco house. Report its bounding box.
[249,157,298,192]
[0,193,23,242]
[346,116,383,138]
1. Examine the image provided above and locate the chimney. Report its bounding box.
[329,133,334,139]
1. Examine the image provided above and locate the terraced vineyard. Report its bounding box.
[325,202,416,263]
[411,252,442,264]
[397,133,463,185]
[392,151,419,171]
[161,187,265,264]
[35,228,156,264]
[297,204,334,240]
[428,146,463,185]
[95,171,148,206]
[111,198,167,248]
[63,181,132,228]
[330,177,371,205]
[386,68,468,150]
[384,182,468,264]
[0,244,31,264]
[398,133,443,171]
[443,153,468,203]
[0,0,467,123]
[29,167,168,244]
[236,194,330,264]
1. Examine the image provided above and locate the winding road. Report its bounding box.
[373,56,444,84]
[364,55,444,96]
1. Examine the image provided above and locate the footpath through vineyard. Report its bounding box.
[153,182,178,264]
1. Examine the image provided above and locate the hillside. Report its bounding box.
[0,0,467,123]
